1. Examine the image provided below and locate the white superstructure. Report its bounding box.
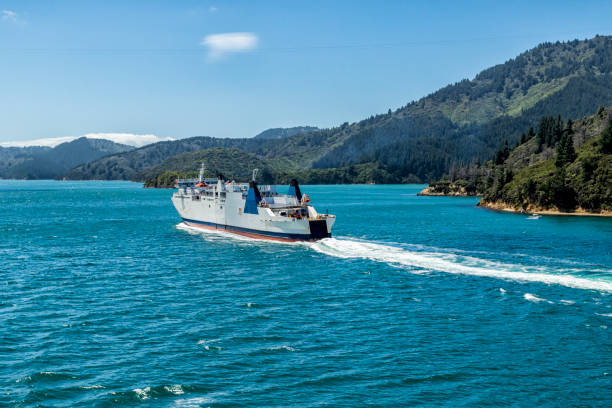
[171,164,335,241]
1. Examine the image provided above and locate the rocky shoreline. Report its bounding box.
[477,200,612,217]
[416,184,482,197]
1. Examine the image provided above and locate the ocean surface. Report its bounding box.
[1,180,611,407]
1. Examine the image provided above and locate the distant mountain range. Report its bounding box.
[0,137,132,179]
[7,35,612,184]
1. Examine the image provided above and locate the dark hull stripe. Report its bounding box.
[181,218,327,242]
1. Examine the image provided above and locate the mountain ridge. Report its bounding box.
[0,137,133,179]
[62,35,612,184]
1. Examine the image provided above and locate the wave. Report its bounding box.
[310,238,612,292]
[524,293,553,304]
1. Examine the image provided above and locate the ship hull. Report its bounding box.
[172,183,334,242]
[182,218,329,242]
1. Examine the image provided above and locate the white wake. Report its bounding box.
[310,238,612,292]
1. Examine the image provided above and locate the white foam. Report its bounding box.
[596,313,612,317]
[524,293,553,304]
[499,288,507,294]
[174,397,215,407]
[560,300,575,305]
[267,345,296,352]
[133,387,151,400]
[310,238,612,292]
[165,385,185,395]
[81,385,105,390]
[197,339,222,351]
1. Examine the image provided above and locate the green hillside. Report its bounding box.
[479,107,612,213]
[63,36,612,184]
[142,148,281,187]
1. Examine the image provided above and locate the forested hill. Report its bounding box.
[290,35,612,181]
[65,35,612,183]
[478,106,612,214]
[253,126,318,139]
[425,107,612,214]
[0,138,132,179]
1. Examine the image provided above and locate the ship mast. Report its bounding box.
[199,163,206,183]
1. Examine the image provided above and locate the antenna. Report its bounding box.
[199,163,206,182]
[252,168,259,182]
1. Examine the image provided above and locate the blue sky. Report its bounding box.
[1,1,611,144]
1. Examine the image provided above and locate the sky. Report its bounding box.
[0,0,611,146]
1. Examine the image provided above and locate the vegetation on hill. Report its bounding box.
[425,107,611,214]
[0,138,132,179]
[142,148,280,187]
[143,148,398,187]
[65,36,612,185]
[480,108,612,213]
[253,126,319,139]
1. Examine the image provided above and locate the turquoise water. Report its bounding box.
[1,180,611,407]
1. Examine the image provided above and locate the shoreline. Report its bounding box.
[416,185,482,197]
[478,200,612,217]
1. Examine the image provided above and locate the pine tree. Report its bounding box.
[528,126,535,139]
[555,132,576,167]
[601,117,612,154]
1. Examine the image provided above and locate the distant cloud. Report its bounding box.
[1,136,76,148]
[2,10,17,22]
[0,133,174,148]
[209,6,217,12]
[201,32,258,60]
[83,133,174,147]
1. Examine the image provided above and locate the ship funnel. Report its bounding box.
[288,179,302,201]
[244,180,262,214]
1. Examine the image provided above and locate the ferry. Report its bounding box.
[172,164,335,242]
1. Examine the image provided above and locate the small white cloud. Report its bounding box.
[201,32,258,60]
[209,6,217,12]
[1,136,75,148]
[82,133,174,147]
[0,133,174,148]
[2,10,17,22]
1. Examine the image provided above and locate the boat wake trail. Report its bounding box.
[310,238,612,292]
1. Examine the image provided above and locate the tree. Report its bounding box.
[528,126,535,139]
[598,105,606,118]
[566,119,574,136]
[555,132,576,167]
[601,117,612,154]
